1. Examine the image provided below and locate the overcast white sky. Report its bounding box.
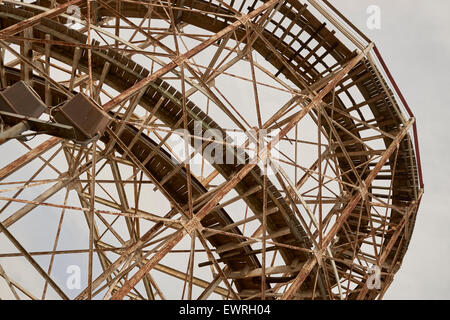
[333,0,450,299]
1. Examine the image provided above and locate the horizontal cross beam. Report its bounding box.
[282,117,415,300]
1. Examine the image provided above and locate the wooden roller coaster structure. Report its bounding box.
[0,0,423,300]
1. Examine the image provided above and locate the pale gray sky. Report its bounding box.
[334,0,450,299]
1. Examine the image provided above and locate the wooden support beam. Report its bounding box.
[20,27,33,84]
[216,227,290,254]
[0,137,60,181]
[282,118,414,300]
[229,263,304,280]
[0,264,20,299]
[0,47,6,88]
[69,47,82,91]
[197,268,229,300]
[356,189,423,299]
[153,263,229,298]
[0,0,84,38]
[44,34,51,106]
[102,0,282,111]
[0,40,73,97]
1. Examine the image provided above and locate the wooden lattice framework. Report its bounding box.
[0,0,423,300]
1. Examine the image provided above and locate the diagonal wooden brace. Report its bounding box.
[102,0,283,112]
[110,41,372,300]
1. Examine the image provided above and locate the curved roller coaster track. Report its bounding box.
[0,0,423,300]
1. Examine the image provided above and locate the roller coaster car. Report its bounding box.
[52,93,110,144]
[0,81,46,119]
